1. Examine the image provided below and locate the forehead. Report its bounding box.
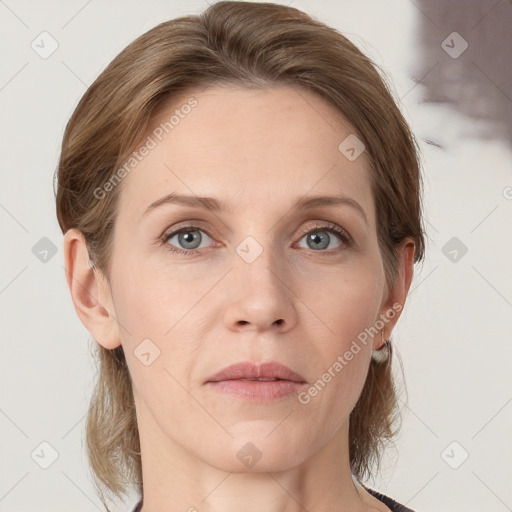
[117,84,374,224]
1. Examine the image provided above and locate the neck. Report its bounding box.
[137,417,370,512]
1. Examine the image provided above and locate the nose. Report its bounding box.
[223,241,299,333]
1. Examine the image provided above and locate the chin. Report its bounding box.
[199,430,309,473]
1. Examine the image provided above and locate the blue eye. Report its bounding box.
[160,222,352,257]
[162,227,214,255]
[297,225,350,251]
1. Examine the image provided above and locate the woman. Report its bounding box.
[55,2,425,511]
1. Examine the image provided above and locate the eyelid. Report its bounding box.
[160,219,217,240]
[296,221,352,243]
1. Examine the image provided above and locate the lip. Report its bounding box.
[205,361,307,402]
[205,361,307,383]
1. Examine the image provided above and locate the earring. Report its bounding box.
[371,330,391,364]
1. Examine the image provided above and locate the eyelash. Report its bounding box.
[159,222,353,258]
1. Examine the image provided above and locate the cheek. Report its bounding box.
[297,258,381,403]
[114,258,208,420]
[109,254,226,401]
[300,256,382,343]
[111,251,218,339]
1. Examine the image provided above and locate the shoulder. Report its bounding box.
[362,484,416,512]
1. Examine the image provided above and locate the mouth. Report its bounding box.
[205,361,307,402]
[205,361,307,383]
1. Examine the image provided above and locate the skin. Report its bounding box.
[64,85,415,512]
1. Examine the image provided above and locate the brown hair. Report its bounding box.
[55,1,425,509]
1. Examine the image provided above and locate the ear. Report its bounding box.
[375,237,416,348]
[63,228,121,349]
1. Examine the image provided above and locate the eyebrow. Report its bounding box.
[142,192,367,224]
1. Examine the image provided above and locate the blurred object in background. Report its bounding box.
[409,0,512,146]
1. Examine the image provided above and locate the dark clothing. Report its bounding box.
[364,484,415,511]
[131,486,414,511]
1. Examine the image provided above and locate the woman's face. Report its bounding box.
[93,85,409,472]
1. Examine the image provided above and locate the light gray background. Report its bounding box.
[1,1,511,511]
